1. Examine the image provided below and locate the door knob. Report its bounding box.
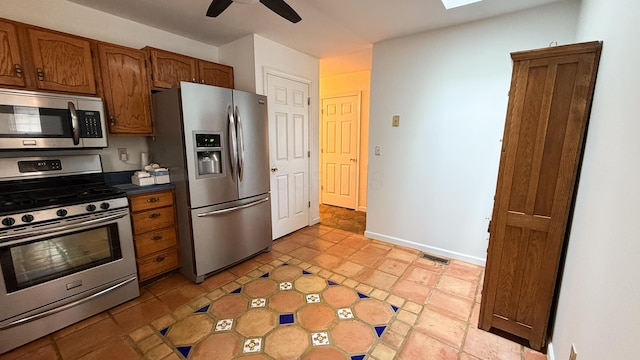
[271,167,278,172]
[350,158,357,162]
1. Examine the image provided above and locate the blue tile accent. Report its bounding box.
[159,327,169,336]
[279,313,295,325]
[357,292,370,299]
[391,304,399,312]
[302,270,312,275]
[177,346,192,358]
[261,272,270,278]
[327,280,339,286]
[231,287,242,294]
[351,355,366,360]
[195,304,210,313]
[375,326,386,337]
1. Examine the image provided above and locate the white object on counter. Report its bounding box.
[140,152,149,170]
[131,171,154,186]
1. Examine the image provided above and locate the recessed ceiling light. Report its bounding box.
[441,0,482,10]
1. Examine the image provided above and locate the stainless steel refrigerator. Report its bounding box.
[148,82,272,283]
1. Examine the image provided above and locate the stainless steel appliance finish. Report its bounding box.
[0,155,138,354]
[0,88,107,150]
[149,82,272,283]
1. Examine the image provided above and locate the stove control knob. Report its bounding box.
[2,217,15,227]
[100,202,110,210]
[56,209,68,217]
[21,214,34,223]
[86,204,97,212]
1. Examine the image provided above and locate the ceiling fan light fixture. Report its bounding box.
[441,0,482,10]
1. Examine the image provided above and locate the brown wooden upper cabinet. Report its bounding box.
[0,21,26,87]
[144,47,233,89]
[479,41,602,350]
[27,28,97,95]
[97,43,153,135]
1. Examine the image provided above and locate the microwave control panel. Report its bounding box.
[78,111,103,138]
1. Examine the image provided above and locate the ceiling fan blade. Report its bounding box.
[206,0,234,17]
[259,0,302,23]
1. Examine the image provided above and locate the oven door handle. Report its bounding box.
[196,197,269,217]
[0,211,128,246]
[0,276,137,330]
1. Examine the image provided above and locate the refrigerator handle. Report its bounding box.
[228,105,238,180]
[196,197,269,217]
[236,106,245,181]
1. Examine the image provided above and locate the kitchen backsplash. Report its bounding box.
[0,136,149,173]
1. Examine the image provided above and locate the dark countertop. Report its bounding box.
[106,171,175,196]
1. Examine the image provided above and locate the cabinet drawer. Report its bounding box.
[132,206,175,235]
[134,227,177,258]
[130,191,174,212]
[137,248,179,282]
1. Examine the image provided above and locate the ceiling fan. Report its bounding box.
[206,0,302,23]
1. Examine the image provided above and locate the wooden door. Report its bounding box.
[479,42,602,350]
[97,43,153,135]
[145,47,197,89]
[27,29,96,94]
[266,73,310,239]
[198,60,234,88]
[0,21,25,87]
[321,94,360,209]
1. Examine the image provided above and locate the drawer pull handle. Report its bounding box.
[154,256,165,263]
[151,235,163,241]
[147,197,160,203]
[148,213,161,219]
[14,64,23,78]
[37,68,44,81]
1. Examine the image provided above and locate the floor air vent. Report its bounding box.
[421,253,450,265]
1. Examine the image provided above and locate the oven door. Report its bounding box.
[0,208,137,327]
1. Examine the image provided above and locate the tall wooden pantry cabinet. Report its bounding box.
[479,42,602,350]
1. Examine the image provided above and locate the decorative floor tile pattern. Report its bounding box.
[2,206,548,360]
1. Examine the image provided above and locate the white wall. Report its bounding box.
[1,0,220,172]
[548,0,640,359]
[219,35,257,93]
[366,1,579,265]
[253,35,321,224]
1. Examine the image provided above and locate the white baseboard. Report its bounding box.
[547,342,555,360]
[363,230,486,266]
[310,217,321,226]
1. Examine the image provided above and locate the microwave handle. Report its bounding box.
[68,101,80,145]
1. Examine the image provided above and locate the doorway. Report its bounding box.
[265,72,311,239]
[320,93,361,210]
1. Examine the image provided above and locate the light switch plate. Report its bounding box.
[392,115,400,127]
[374,145,382,156]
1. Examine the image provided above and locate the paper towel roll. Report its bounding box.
[140,152,148,170]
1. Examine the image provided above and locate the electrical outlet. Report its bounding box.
[569,344,577,360]
[118,148,128,162]
[374,145,382,156]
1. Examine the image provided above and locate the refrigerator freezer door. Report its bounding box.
[233,90,271,199]
[190,194,272,282]
[181,82,238,208]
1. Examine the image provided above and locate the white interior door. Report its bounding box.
[321,94,360,209]
[267,73,310,239]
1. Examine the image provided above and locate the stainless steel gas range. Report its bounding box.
[0,155,139,354]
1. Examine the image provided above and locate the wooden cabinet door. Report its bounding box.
[198,60,234,88]
[479,42,602,350]
[27,29,96,94]
[98,43,153,135]
[0,21,25,87]
[146,47,197,89]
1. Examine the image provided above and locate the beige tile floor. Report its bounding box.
[0,206,547,360]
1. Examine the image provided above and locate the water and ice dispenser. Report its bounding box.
[195,133,222,176]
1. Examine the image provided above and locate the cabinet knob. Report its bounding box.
[192,78,196,82]
[148,213,161,219]
[36,68,44,81]
[201,80,205,84]
[154,256,165,263]
[151,235,163,241]
[147,197,159,203]
[14,64,22,78]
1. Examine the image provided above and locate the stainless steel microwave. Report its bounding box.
[0,89,107,150]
